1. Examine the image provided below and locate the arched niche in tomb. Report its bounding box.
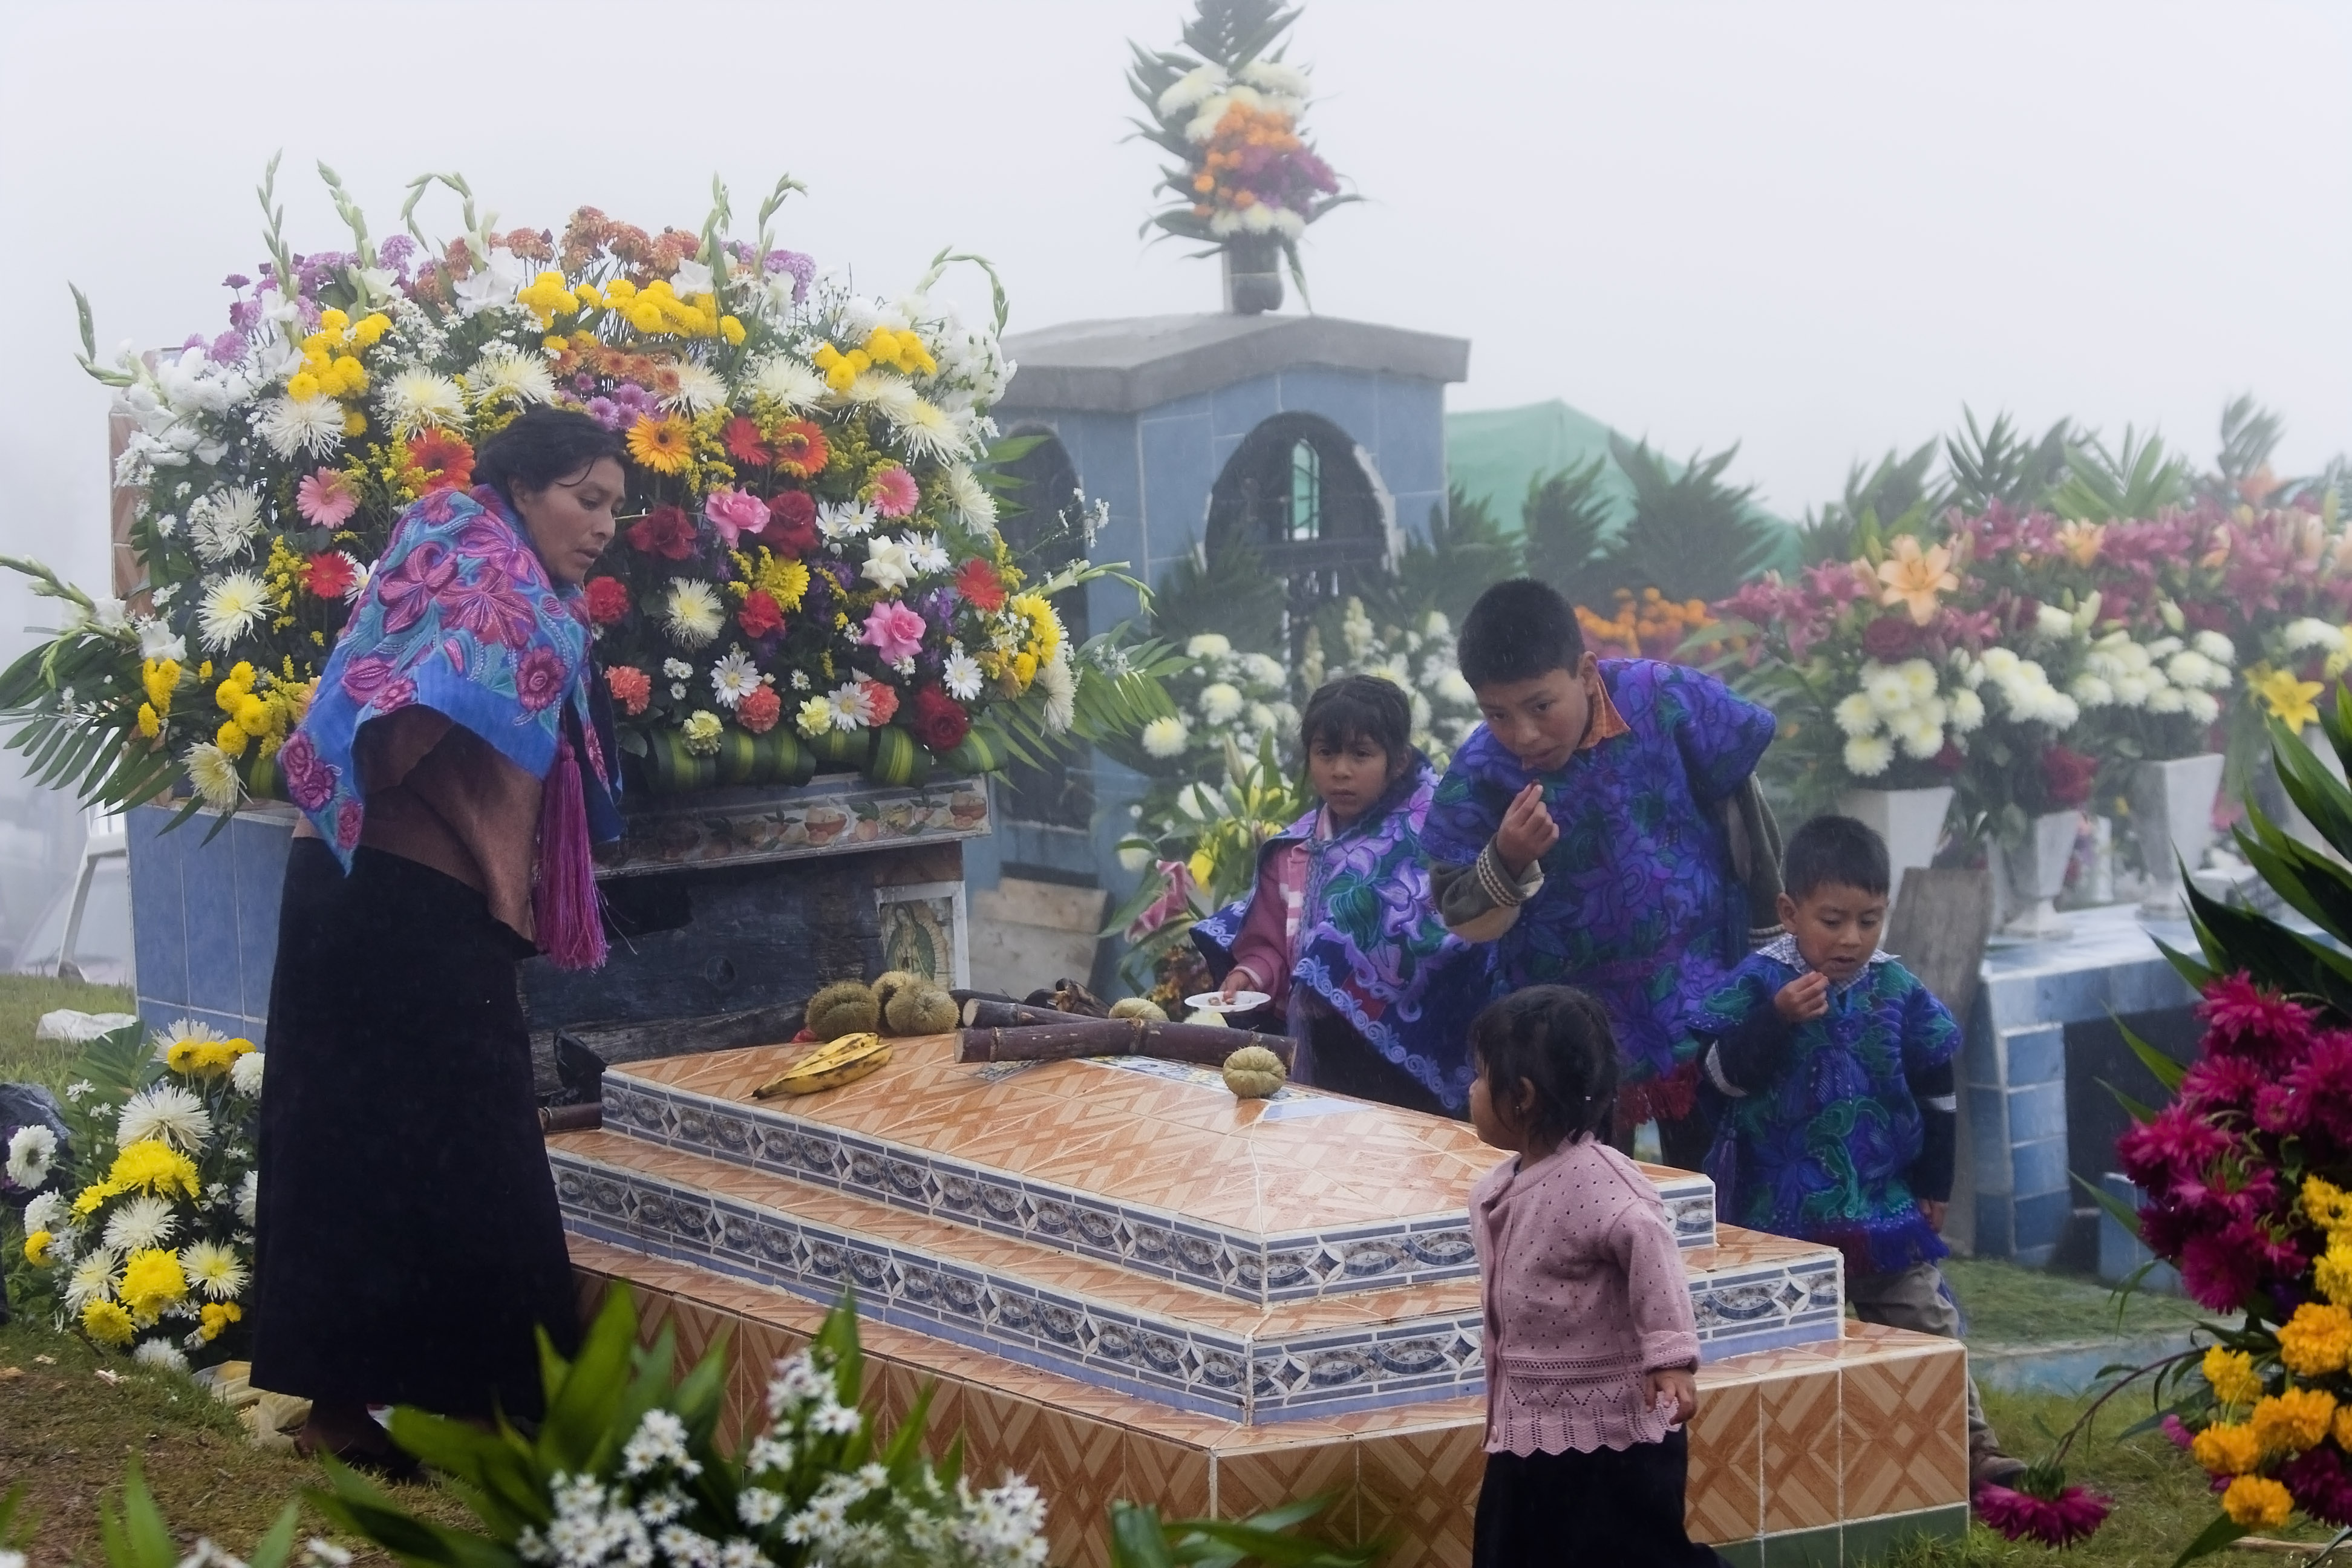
[1204,411,1396,648]
[993,427,1094,831]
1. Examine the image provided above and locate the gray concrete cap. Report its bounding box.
[997,313,1471,413]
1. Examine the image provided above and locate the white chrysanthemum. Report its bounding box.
[2033,603,2075,640]
[939,465,998,535]
[1435,669,1477,707]
[189,487,264,565]
[1843,734,1895,778]
[1978,647,2020,681]
[663,581,725,647]
[890,397,967,462]
[103,1194,178,1253]
[817,501,877,545]
[942,650,984,701]
[709,649,760,709]
[182,741,242,810]
[175,1240,246,1302]
[235,1169,258,1227]
[2193,630,2236,665]
[2166,650,2224,691]
[2112,673,2154,709]
[1037,650,1077,734]
[664,362,729,417]
[381,368,468,436]
[230,1050,265,1097]
[1863,662,1914,716]
[2069,674,2115,708]
[467,344,558,407]
[1238,57,1312,96]
[844,370,918,423]
[2185,689,2222,726]
[1186,633,1232,661]
[825,683,869,732]
[255,394,345,459]
[132,1339,190,1374]
[65,1248,120,1310]
[154,1019,227,1060]
[1157,62,1228,117]
[120,1083,212,1152]
[6,1125,56,1190]
[1949,687,1985,733]
[1140,715,1191,758]
[2284,617,2341,652]
[2148,684,2189,714]
[1895,714,1945,760]
[750,354,828,410]
[862,535,913,592]
[1246,701,1276,733]
[24,1190,65,1233]
[1896,658,1939,701]
[197,571,270,652]
[1832,691,1880,737]
[905,534,951,576]
[1198,681,1245,724]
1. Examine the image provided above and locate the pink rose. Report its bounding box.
[278,730,338,811]
[515,645,567,712]
[859,600,928,664]
[704,488,770,549]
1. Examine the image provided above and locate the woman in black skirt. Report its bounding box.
[251,407,626,1464]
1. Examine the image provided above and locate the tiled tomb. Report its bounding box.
[557,1035,1970,1563]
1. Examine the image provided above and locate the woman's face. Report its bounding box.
[514,457,624,584]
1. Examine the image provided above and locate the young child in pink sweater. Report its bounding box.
[1468,986,1725,1566]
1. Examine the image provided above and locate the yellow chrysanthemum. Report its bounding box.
[2206,1347,2265,1408]
[137,704,161,740]
[2223,1474,2294,1530]
[626,415,693,475]
[23,1230,52,1266]
[73,1180,120,1217]
[2281,1302,2352,1377]
[2318,1246,2352,1309]
[2192,1422,2263,1477]
[2252,1385,2336,1454]
[81,1298,136,1347]
[166,1037,256,1079]
[108,1139,200,1201]
[142,658,179,713]
[198,1301,244,1343]
[2308,1177,2352,1235]
[117,1247,188,1321]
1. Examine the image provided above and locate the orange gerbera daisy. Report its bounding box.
[627,414,693,475]
[769,419,830,480]
[405,428,475,492]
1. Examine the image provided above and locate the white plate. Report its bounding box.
[1184,990,1271,1013]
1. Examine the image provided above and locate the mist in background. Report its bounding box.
[1,0,2344,959]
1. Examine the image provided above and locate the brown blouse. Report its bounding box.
[290,707,543,940]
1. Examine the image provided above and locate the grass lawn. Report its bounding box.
[0,971,139,1096]
[1944,1255,2206,1347]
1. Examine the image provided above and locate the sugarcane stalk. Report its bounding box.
[955,1018,1292,1070]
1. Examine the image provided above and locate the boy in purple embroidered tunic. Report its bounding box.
[1420,580,1777,1168]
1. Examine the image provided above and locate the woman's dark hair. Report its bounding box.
[1783,813,1891,901]
[473,405,627,507]
[1299,675,1411,764]
[1458,578,1586,690]
[1470,985,1619,1146]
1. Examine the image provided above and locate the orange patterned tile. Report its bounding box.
[1760,1367,1841,1533]
[1686,1379,1763,1544]
[1214,1439,1357,1529]
[1353,1422,1483,1567]
[1841,1344,1969,1515]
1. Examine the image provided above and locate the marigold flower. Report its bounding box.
[2194,1421,2264,1476]
[2207,1347,2266,1408]
[2224,1474,2294,1530]
[2281,1302,2352,1378]
[2319,1247,2352,1310]
[2254,1385,2337,1455]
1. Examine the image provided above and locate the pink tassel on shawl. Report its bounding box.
[535,732,607,970]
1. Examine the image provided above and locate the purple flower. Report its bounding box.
[180,333,206,353]
[584,397,623,430]
[765,248,816,302]
[208,332,246,365]
[916,586,957,627]
[228,299,262,333]
[223,273,250,290]
[377,234,416,276]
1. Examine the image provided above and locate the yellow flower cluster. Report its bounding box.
[2252,1385,2337,1455]
[209,660,301,762]
[2305,1176,2352,1307]
[82,1298,135,1347]
[2206,1345,2266,1408]
[996,593,1064,690]
[108,1138,202,1201]
[22,1229,51,1265]
[137,655,181,741]
[813,325,938,393]
[119,1247,188,1321]
[729,547,812,613]
[285,307,391,416]
[2281,1301,2352,1377]
[564,275,725,339]
[2193,1421,2262,1475]
[681,710,724,755]
[167,1035,255,1079]
[199,1300,243,1344]
[2225,1474,2294,1529]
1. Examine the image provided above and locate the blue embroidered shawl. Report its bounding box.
[280,485,618,866]
[1419,658,1775,1083]
[1192,753,1488,1110]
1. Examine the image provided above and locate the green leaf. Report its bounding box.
[2073,1169,2143,1244]
[2169,1512,2249,1567]
[536,1285,641,1473]
[246,1501,305,1568]
[2116,1016,2188,1094]
[1109,1502,1181,1568]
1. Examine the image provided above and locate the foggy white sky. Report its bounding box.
[1,0,2347,653]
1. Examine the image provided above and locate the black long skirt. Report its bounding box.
[249,838,578,1419]
[1474,1435,1729,1566]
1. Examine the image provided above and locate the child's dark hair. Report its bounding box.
[1299,675,1411,763]
[474,405,627,508]
[1458,578,1586,689]
[1783,814,1892,901]
[1469,985,1619,1145]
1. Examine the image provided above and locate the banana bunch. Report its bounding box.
[754,1032,893,1099]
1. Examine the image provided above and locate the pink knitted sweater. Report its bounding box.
[1471,1137,1702,1455]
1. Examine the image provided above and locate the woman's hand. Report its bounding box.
[1495,783,1559,877]
[1645,1366,1699,1426]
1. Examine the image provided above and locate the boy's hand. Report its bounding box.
[1919,1199,1948,1235]
[1495,783,1559,877]
[1645,1366,1699,1426]
[1774,972,1831,1024]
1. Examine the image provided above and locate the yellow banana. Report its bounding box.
[755,1033,892,1098]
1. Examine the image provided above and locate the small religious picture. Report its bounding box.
[875,880,969,988]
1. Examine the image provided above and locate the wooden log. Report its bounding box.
[956,1019,1292,1071]
[539,1103,604,1134]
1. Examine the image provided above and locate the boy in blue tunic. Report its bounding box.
[1688,813,2022,1492]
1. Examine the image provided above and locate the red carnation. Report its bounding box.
[606,665,652,716]
[739,588,784,639]
[627,503,696,560]
[1859,615,1921,661]
[909,684,972,753]
[861,679,900,725]
[304,551,356,600]
[955,558,1005,613]
[584,576,631,625]
[737,685,782,734]
[722,416,771,466]
[762,490,818,557]
[2039,745,2097,809]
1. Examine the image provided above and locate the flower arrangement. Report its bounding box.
[1,163,1162,819]
[16,1020,260,1370]
[1298,599,1481,760]
[1575,588,1729,663]
[1126,0,1355,301]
